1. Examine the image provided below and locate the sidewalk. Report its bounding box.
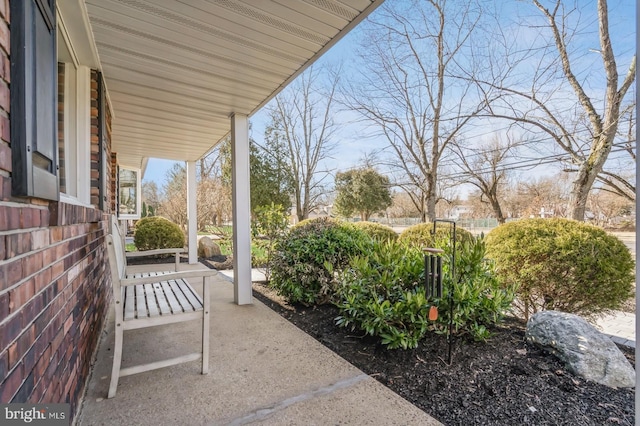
[595,311,636,348]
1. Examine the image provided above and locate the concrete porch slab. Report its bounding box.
[77,263,440,425]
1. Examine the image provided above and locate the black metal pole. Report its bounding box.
[433,219,456,365]
[448,222,456,365]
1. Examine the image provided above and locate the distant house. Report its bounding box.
[447,205,473,220]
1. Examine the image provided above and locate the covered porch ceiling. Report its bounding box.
[82,0,383,170]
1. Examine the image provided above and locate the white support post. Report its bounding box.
[231,114,252,305]
[187,160,198,264]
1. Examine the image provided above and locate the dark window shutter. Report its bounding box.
[10,0,59,200]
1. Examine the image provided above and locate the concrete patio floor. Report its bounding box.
[77,263,441,425]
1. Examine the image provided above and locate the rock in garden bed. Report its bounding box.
[526,310,635,388]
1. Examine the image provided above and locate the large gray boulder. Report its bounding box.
[526,311,635,388]
[197,236,222,258]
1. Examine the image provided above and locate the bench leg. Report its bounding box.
[108,322,124,398]
[202,276,210,374]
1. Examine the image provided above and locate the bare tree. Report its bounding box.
[588,188,634,226]
[387,191,422,219]
[160,163,188,230]
[465,189,498,219]
[141,181,161,215]
[342,0,495,222]
[452,134,521,224]
[479,0,635,220]
[514,174,572,219]
[593,104,636,201]
[267,67,338,221]
[160,160,232,231]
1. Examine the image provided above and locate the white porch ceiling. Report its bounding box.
[83,0,383,170]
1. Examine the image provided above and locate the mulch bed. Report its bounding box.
[129,256,635,425]
[252,282,635,426]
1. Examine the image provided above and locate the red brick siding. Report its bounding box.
[0,1,113,420]
[90,71,112,212]
[0,0,9,202]
[0,207,111,413]
[111,153,117,213]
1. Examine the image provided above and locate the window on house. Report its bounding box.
[118,167,141,219]
[10,0,59,200]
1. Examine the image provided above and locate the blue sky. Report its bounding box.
[143,0,636,196]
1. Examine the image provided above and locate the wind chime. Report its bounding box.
[423,220,457,365]
[423,247,443,320]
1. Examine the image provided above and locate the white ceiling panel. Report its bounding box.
[82,0,384,169]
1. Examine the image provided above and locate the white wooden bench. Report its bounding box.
[105,217,218,398]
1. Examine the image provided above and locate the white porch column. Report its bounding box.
[231,114,252,305]
[187,160,198,264]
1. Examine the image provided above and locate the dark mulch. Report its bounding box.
[252,282,635,426]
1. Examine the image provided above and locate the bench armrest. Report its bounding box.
[125,248,185,258]
[125,248,185,271]
[121,269,219,286]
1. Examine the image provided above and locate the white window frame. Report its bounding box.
[57,10,92,207]
[118,167,142,220]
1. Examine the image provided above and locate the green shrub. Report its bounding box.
[352,221,398,242]
[134,216,185,251]
[398,222,473,249]
[270,218,373,305]
[485,218,634,320]
[336,236,513,348]
[434,236,514,341]
[293,216,337,228]
[251,203,290,279]
[336,240,428,349]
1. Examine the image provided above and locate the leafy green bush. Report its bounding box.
[485,218,634,320]
[434,236,514,341]
[251,203,290,278]
[293,216,337,228]
[270,218,373,305]
[398,222,473,249]
[134,216,185,251]
[336,240,428,349]
[352,221,398,242]
[336,236,512,348]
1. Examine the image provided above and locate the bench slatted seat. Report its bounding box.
[106,216,217,398]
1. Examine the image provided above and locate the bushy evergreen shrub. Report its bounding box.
[485,218,634,320]
[398,222,473,249]
[435,237,514,341]
[336,240,428,349]
[352,221,398,242]
[336,236,512,348]
[269,218,373,305]
[251,203,289,278]
[293,216,337,228]
[134,216,185,251]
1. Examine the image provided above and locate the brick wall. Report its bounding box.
[90,71,113,212]
[0,1,113,419]
[0,205,109,411]
[0,1,10,202]
[111,153,118,213]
